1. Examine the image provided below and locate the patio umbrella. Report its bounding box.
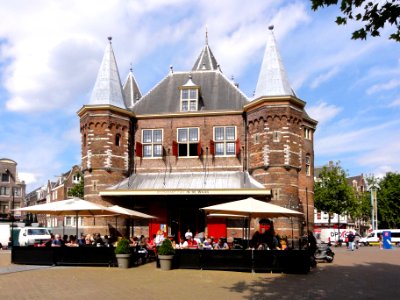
[201,197,302,218]
[15,198,117,236]
[201,197,303,241]
[106,205,156,237]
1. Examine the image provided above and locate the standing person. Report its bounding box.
[155,230,165,247]
[347,231,355,251]
[185,229,193,240]
[378,233,383,249]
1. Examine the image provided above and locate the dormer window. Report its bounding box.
[181,88,198,112]
[180,75,200,112]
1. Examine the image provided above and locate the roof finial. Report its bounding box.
[130,62,133,73]
[268,25,274,31]
[107,36,112,43]
[205,26,208,45]
[169,65,174,74]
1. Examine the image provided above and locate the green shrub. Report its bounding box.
[115,238,131,254]
[158,238,175,255]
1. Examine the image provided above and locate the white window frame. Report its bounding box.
[304,128,312,140]
[142,129,163,158]
[213,126,236,156]
[180,88,198,112]
[177,127,199,157]
[305,155,311,176]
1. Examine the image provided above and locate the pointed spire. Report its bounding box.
[122,65,142,107]
[254,26,294,99]
[192,30,220,71]
[90,37,126,109]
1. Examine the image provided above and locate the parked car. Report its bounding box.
[18,227,51,246]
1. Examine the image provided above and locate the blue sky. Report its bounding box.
[0,0,399,192]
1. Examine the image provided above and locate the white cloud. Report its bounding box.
[307,102,342,125]
[367,79,400,95]
[310,67,340,89]
[389,98,400,107]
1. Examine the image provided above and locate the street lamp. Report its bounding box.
[368,183,380,231]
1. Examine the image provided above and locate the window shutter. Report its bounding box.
[172,141,178,157]
[135,141,143,158]
[210,140,215,156]
[197,141,202,157]
[235,139,240,157]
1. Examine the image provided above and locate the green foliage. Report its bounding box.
[311,0,400,42]
[377,172,400,228]
[314,161,356,216]
[68,176,84,198]
[157,238,175,255]
[115,238,131,254]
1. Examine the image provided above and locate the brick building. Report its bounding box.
[0,158,26,221]
[77,28,317,240]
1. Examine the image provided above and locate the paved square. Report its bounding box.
[1,247,399,299]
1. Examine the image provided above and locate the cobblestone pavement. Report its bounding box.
[1,246,399,299]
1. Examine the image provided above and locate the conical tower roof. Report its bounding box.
[123,67,142,108]
[192,31,220,71]
[254,26,294,98]
[89,37,126,109]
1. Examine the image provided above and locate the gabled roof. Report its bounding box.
[254,26,295,99]
[123,68,142,108]
[133,71,248,115]
[89,37,126,109]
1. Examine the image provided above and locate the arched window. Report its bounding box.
[83,134,86,147]
[115,134,121,146]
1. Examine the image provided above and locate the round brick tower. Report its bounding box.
[245,27,317,239]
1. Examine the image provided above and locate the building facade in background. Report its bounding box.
[77,28,317,240]
[0,158,26,221]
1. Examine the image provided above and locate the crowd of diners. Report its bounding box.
[35,219,289,251]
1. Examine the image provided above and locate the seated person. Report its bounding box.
[84,234,93,246]
[177,236,188,249]
[186,236,198,249]
[51,234,64,247]
[280,239,287,250]
[65,235,79,247]
[93,233,104,246]
[202,237,213,250]
[214,238,229,250]
[145,237,156,251]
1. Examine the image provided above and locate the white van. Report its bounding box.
[18,227,51,246]
[360,229,400,246]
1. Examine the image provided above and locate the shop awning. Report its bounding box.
[99,171,272,196]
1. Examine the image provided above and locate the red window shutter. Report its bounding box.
[197,141,202,156]
[210,140,215,156]
[172,140,178,157]
[135,141,143,157]
[235,138,240,157]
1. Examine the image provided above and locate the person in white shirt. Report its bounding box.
[155,230,165,247]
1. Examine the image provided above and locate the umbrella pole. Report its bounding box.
[115,216,118,236]
[76,212,78,237]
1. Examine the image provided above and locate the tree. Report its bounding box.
[68,177,84,198]
[314,161,356,226]
[377,172,400,228]
[311,0,400,42]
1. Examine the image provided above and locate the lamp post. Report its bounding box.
[10,187,15,247]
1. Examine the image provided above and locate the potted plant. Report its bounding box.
[157,238,175,270]
[114,237,131,268]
